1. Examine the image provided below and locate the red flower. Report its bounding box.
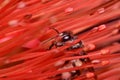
[0,0,120,80]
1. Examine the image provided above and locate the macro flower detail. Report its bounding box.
[0,0,120,80]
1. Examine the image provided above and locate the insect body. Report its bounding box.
[79,51,97,79]
[48,28,75,50]
[48,28,97,79]
[67,40,84,50]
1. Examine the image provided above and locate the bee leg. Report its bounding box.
[48,42,55,50]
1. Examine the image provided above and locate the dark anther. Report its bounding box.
[88,67,95,72]
[76,70,81,75]
[24,14,32,19]
[79,50,86,55]
[71,70,81,77]
[65,60,69,64]
[79,51,90,62]
[1,76,7,78]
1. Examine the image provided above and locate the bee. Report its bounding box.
[48,28,85,51]
[48,28,75,50]
[48,28,97,79]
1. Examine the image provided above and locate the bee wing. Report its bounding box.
[41,35,58,44]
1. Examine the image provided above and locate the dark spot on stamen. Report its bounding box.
[24,14,32,19]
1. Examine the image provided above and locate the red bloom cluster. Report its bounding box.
[0,0,120,80]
